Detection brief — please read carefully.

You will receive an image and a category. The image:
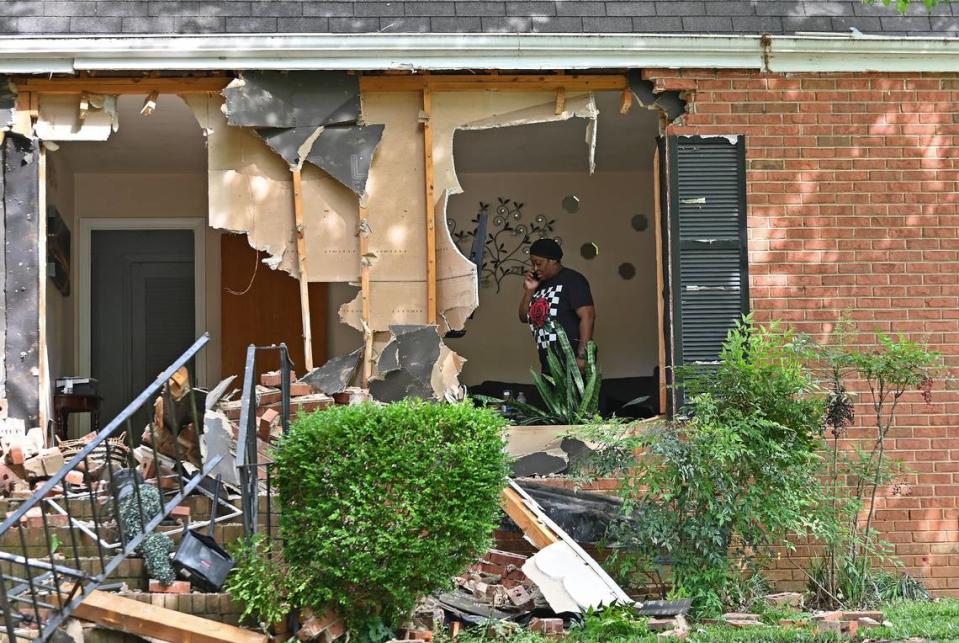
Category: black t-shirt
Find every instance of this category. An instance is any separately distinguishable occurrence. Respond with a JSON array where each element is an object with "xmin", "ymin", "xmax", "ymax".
[{"xmin": 527, "ymin": 267, "xmax": 593, "ymax": 370}]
